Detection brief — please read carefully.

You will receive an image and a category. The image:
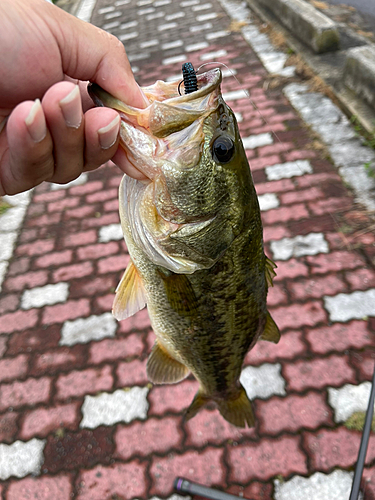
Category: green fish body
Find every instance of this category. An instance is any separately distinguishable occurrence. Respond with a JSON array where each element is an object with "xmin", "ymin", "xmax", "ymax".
[{"xmin": 89, "ymin": 68, "xmax": 280, "ymax": 427}]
